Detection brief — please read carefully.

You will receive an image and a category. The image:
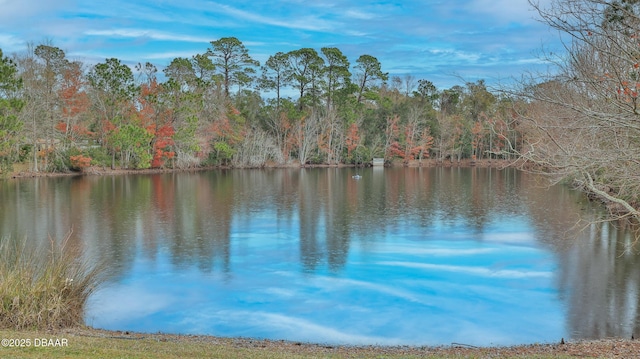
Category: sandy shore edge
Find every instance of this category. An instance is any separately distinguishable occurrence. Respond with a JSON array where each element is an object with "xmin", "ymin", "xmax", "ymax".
[{"xmin": 49, "ymin": 327, "xmax": 640, "ymax": 358}]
